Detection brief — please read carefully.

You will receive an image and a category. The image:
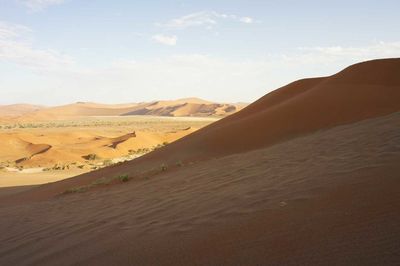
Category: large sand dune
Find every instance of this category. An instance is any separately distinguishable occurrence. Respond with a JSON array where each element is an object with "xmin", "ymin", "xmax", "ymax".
[
  {"xmin": 0, "ymin": 58, "xmax": 399, "ymax": 265},
  {"xmin": 1, "ymin": 110, "xmax": 399, "ymax": 265},
  {"xmin": 146, "ymin": 58, "xmax": 400, "ymax": 162}
]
